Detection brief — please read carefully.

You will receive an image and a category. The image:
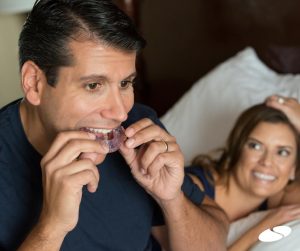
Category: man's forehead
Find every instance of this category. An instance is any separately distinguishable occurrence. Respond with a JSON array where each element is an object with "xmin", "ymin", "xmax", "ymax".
[
  {"xmin": 57, "ymin": 40, "xmax": 136, "ymax": 81},
  {"xmin": 68, "ymin": 39, "xmax": 137, "ymax": 60}
]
